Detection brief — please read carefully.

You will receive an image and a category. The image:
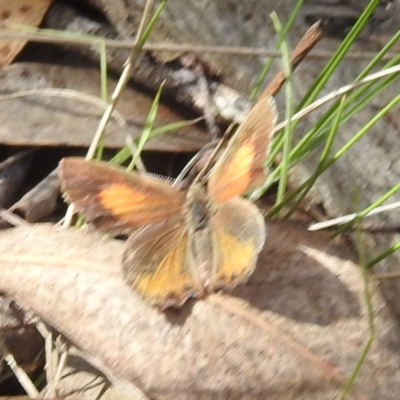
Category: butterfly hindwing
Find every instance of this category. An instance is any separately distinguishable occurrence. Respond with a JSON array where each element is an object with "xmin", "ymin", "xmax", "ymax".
[
  {"xmin": 123, "ymin": 218, "xmax": 203, "ymax": 308},
  {"xmin": 209, "ymin": 197, "xmax": 266, "ymax": 290}
]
